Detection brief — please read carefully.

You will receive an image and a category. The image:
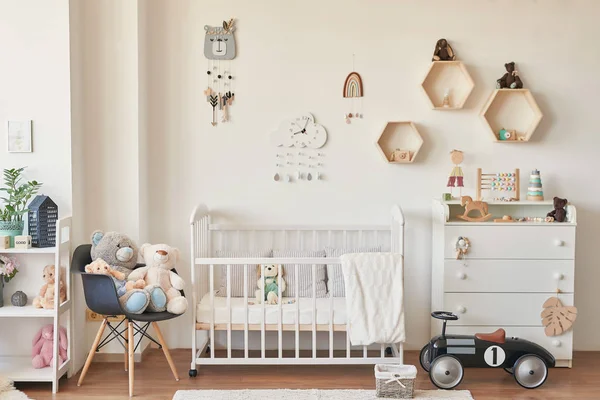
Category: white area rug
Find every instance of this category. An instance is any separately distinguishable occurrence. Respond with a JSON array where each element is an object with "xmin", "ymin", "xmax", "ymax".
[
  {"xmin": 173, "ymin": 389, "xmax": 474, "ymax": 400},
  {"xmin": 0, "ymin": 377, "xmax": 31, "ymax": 400}
]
